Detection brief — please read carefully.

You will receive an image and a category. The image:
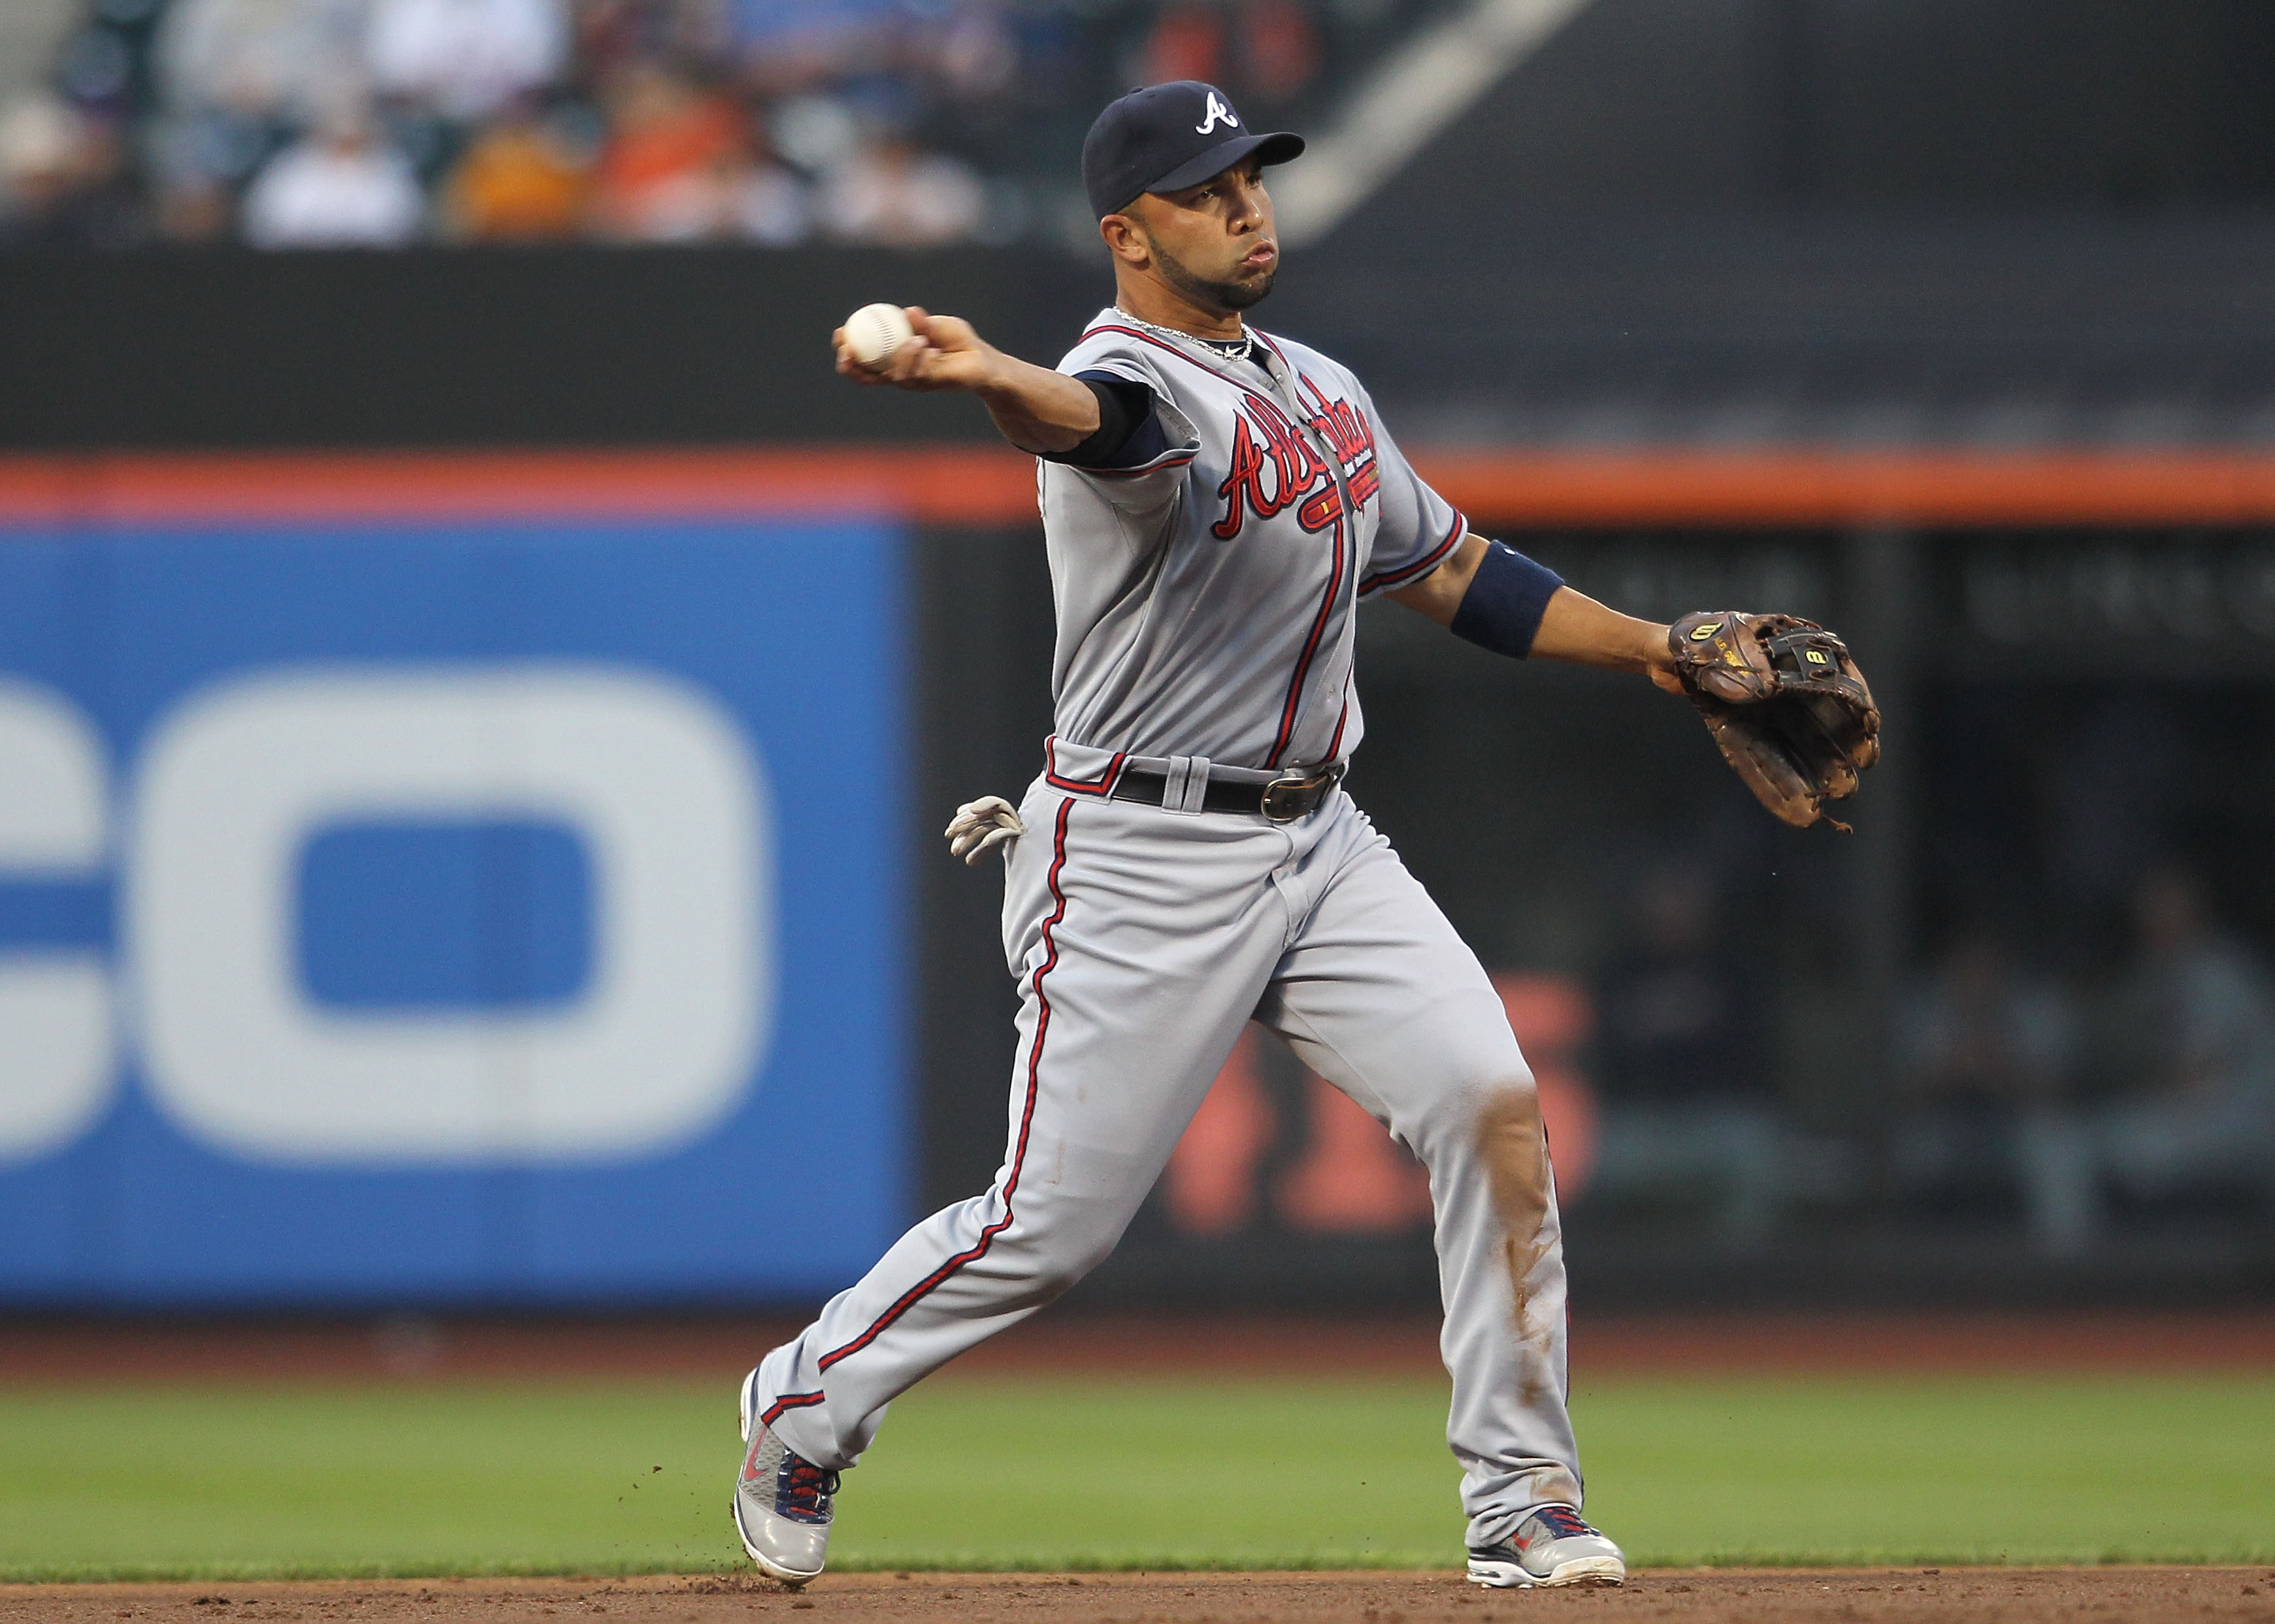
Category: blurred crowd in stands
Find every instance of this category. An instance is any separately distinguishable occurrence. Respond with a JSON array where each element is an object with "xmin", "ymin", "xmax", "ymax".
[
  {"xmin": 1888, "ymin": 866, "xmax": 2275, "ymax": 1256},
  {"xmin": 1584, "ymin": 858, "xmax": 2275, "ymax": 1258},
  {"xmin": 0, "ymin": 0, "xmax": 1431, "ymax": 250}
]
